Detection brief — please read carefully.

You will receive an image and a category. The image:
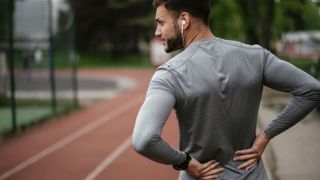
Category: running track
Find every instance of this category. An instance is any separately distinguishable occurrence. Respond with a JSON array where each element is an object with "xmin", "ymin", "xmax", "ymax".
[{"xmin": 0, "ymin": 69, "xmax": 179, "ymax": 180}]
